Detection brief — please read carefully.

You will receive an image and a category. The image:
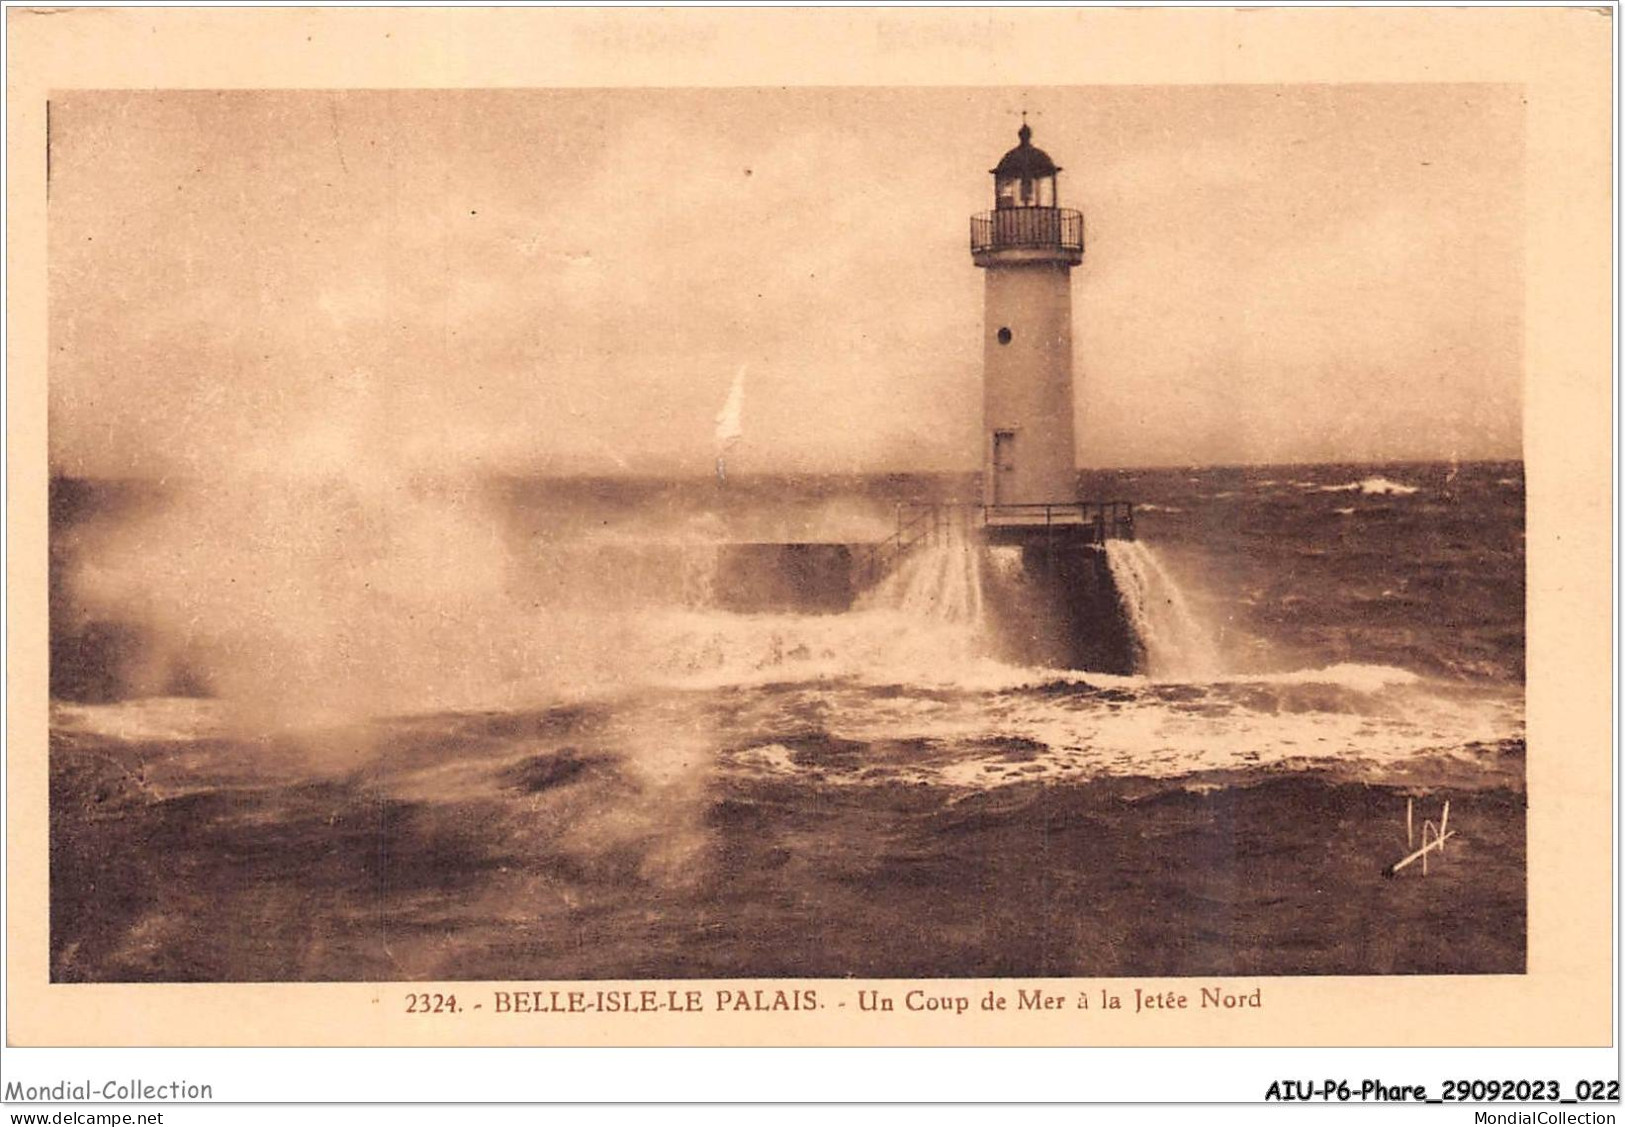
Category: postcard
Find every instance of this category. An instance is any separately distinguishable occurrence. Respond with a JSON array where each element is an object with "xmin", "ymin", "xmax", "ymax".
[{"xmin": 6, "ymin": 6, "xmax": 1612, "ymax": 1053}]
